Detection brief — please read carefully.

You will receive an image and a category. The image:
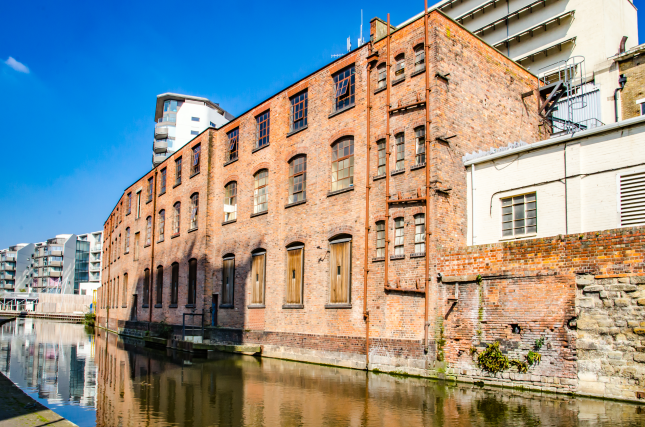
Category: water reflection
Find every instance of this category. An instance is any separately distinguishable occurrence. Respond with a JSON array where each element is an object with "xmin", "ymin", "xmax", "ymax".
[{"xmin": 3, "ymin": 319, "xmax": 645, "ymax": 427}]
